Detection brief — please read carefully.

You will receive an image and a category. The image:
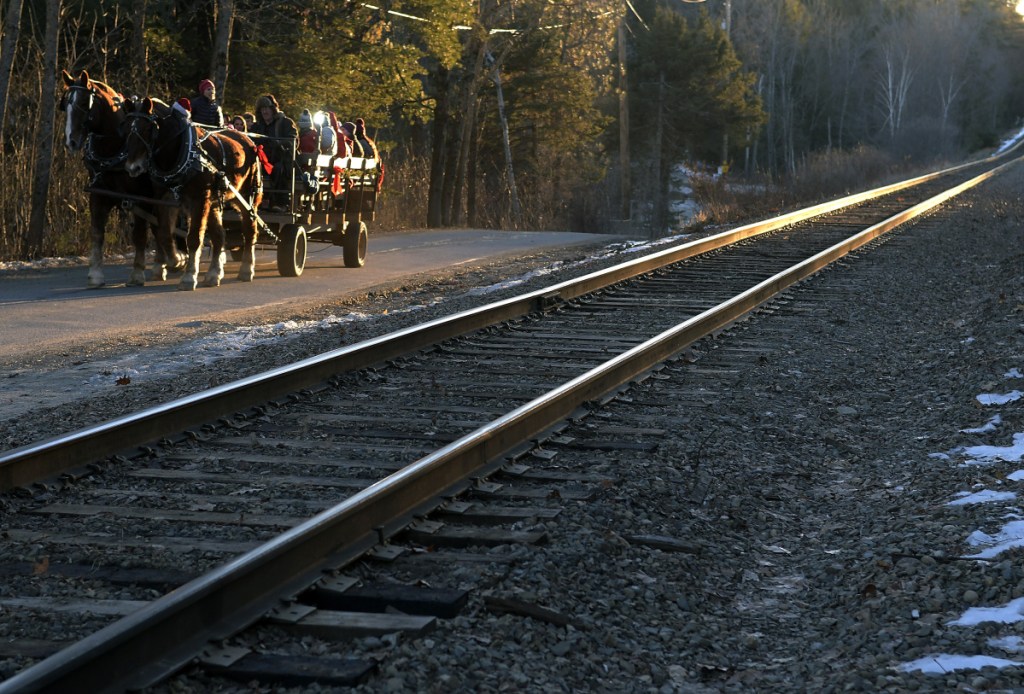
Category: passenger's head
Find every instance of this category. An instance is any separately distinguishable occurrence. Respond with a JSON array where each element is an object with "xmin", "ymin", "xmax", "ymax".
[
  {"xmin": 355, "ymin": 118, "xmax": 366, "ymax": 137},
  {"xmin": 341, "ymin": 121, "xmax": 356, "ymax": 138},
  {"xmin": 231, "ymin": 114, "xmax": 247, "ymax": 131},
  {"xmin": 297, "ymin": 109, "xmax": 313, "ymax": 131},
  {"xmin": 256, "ymin": 94, "xmax": 279, "ymax": 124},
  {"xmin": 199, "ymin": 79, "xmax": 215, "ymax": 99}
]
